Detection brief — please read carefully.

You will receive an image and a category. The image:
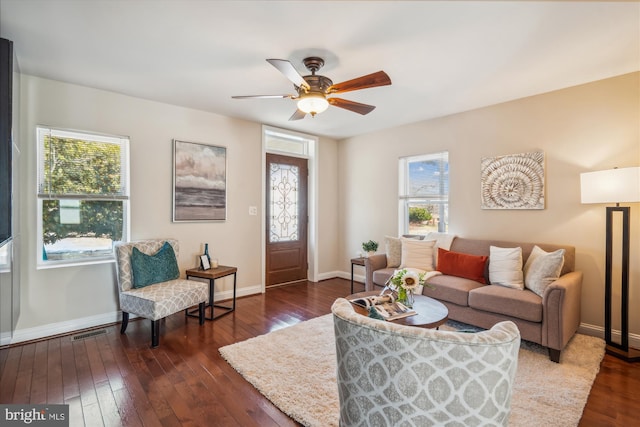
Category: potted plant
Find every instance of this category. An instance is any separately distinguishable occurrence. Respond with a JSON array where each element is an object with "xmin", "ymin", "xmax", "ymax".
[{"xmin": 361, "ymin": 240, "xmax": 379, "ymax": 257}]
